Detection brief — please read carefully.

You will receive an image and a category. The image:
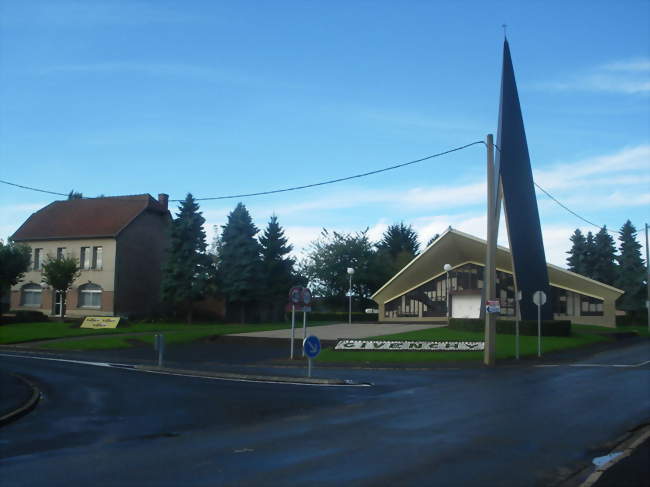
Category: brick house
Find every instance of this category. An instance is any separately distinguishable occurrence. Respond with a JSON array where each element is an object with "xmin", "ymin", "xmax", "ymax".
[{"xmin": 10, "ymin": 194, "xmax": 171, "ymax": 318}]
